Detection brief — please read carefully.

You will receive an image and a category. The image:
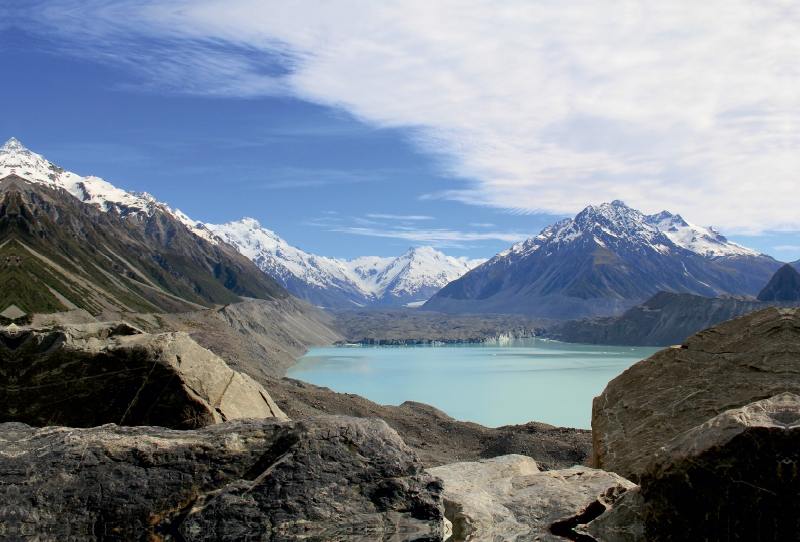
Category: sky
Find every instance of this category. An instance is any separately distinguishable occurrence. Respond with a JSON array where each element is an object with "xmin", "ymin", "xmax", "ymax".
[{"xmin": 2, "ymin": 0, "xmax": 800, "ymax": 261}]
